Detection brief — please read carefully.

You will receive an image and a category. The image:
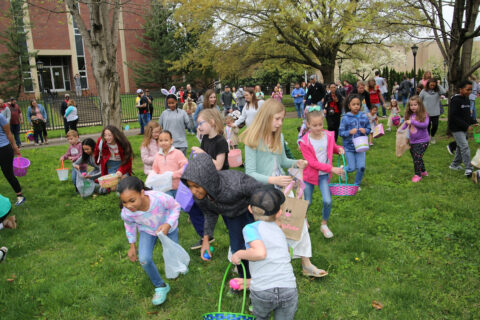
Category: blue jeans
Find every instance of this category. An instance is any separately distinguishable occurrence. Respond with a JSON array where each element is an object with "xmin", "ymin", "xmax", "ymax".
[
  {"xmin": 10, "ymin": 124, "xmax": 21, "ymax": 147},
  {"xmin": 138, "ymin": 113, "xmax": 149, "ymax": 134},
  {"xmin": 250, "ymin": 287, "xmax": 298, "ymax": 320},
  {"xmin": 381, "ymin": 93, "xmax": 388, "ymax": 116},
  {"xmin": 401, "ymin": 94, "xmax": 409, "ymax": 109},
  {"xmin": 294, "ymin": 102, "xmax": 304, "ymax": 118},
  {"xmin": 165, "ymin": 189, "xmax": 177, "ymax": 198},
  {"xmin": 471, "ymin": 99, "xmax": 477, "ymax": 121},
  {"xmin": 138, "ymin": 228, "xmax": 179, "ymax": 288},
  {"xmin": 106, "ymin": 160, "xmax": 122, "ymax": 174},
  {"xmin": 304, "ymin": 175, "xmax": 332, "ymax": 221},
  {"xmin": 224, "ymin": 210, "xmax": 254, "ymax": 279},
  {"xmin": 345, "ymin": 151, "xmax": 366, "ymax": 186}
]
